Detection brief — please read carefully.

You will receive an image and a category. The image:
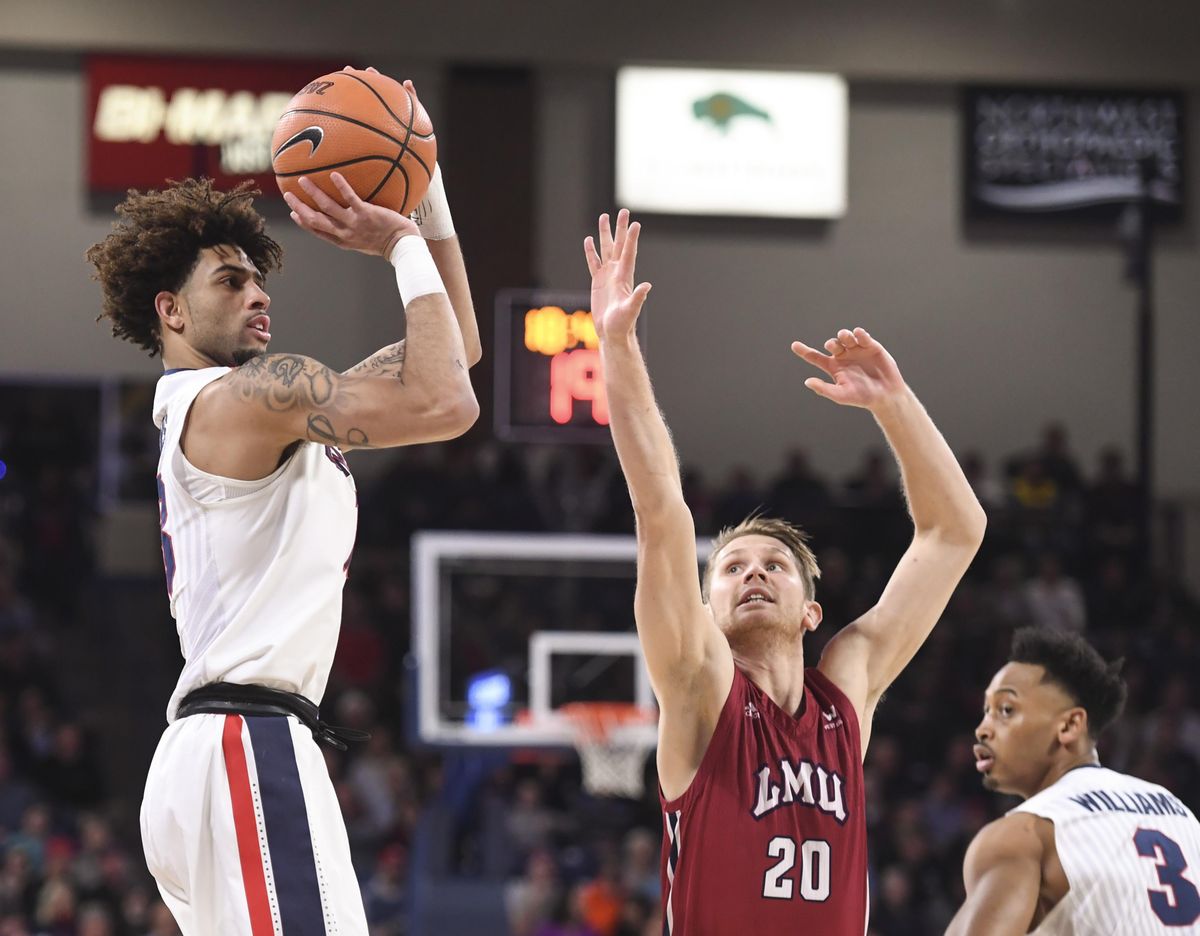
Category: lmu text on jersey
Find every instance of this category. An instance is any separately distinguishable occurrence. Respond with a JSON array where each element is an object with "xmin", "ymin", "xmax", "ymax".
[{"xmin": 751, "ymin": 759, "xmax": 848, "ymax": 824}]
